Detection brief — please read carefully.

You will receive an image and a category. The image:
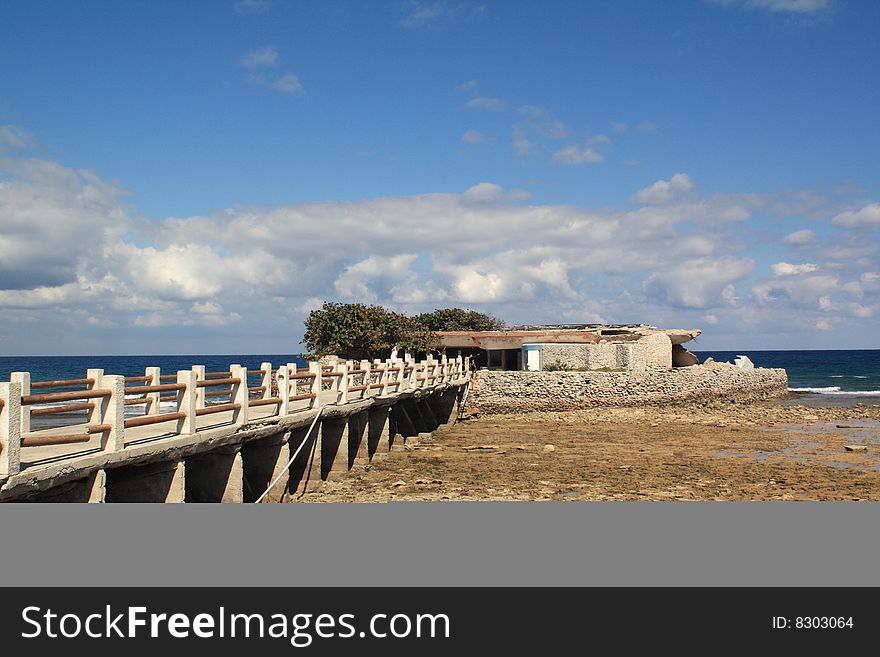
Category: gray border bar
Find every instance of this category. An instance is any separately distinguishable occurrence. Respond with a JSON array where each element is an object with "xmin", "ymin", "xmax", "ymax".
[{"xmin": 2, "ymin": 503, "xmax": 878, "ymax": 587}]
